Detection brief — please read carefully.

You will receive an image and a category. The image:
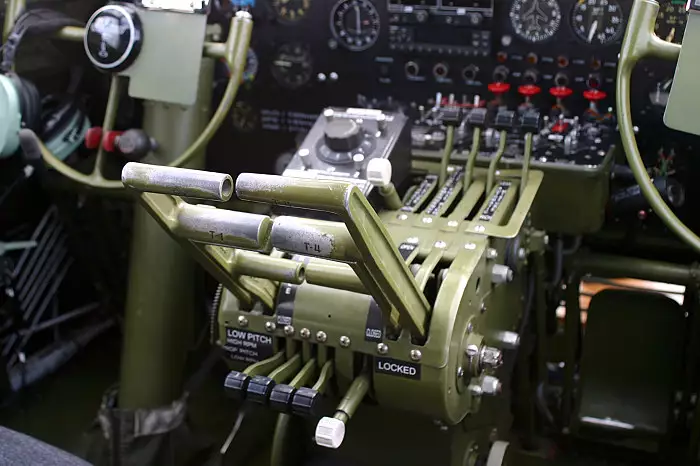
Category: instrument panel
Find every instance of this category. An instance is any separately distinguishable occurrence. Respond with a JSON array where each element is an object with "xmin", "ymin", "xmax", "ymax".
[{"xmin": 209, "ymin": 0, "xmax": 690, "ymax": 176}]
